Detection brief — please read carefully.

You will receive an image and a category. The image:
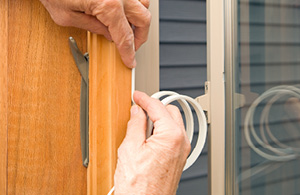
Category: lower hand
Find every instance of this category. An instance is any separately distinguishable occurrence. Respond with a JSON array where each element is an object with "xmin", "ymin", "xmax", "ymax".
[{"xmin": 114, "ymin": 91, "xmax": 191, "ymax": 194}]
